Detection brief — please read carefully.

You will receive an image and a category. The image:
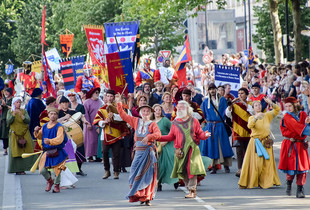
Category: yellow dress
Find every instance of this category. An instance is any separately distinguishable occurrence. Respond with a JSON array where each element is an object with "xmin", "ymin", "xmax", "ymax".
[{"xmin": 238, "ymin": 104, "xmax": 281, "ymax": 189}]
